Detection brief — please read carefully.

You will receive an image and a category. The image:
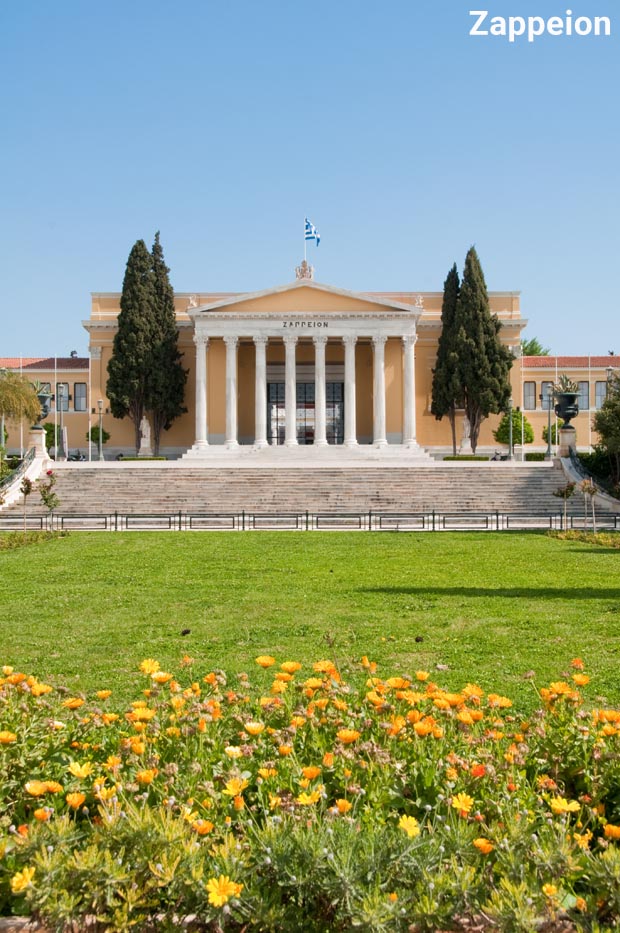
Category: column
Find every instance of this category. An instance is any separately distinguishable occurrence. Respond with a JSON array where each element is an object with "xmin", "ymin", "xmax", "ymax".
[
  {"xmin": 313, "ymin": 335, "xmax": 328, "ymax": 447},
  {"xmin": 193, "ymin": 334, "xmax": 209, "ymax": 449},
  {"xmin": 402, "ymin": 334, "xmax": 418, "ymax": 447},
  {"xmin": 254, "ymin": 336, "xmax": 268, "ymax": 448},
  {"xmin": 343, "ymin": 335, "xmax": 358, "ymax": 447},
  {"xmin": 224, "ymin": 336, "xmax": 239, "ymax": 448},
  {"xmin": 372, "ymin": 335, "xmax": 387, "ymax": 447},
  {"xmin": 284, "ymin": 335, "xmax": 298, "ymax": 447}
]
